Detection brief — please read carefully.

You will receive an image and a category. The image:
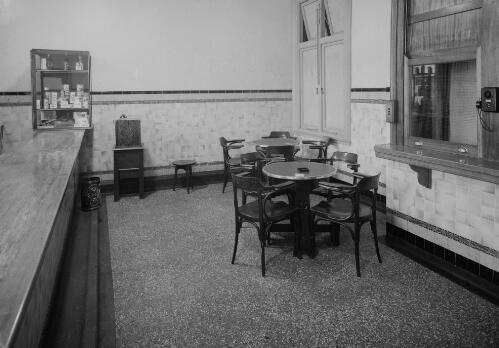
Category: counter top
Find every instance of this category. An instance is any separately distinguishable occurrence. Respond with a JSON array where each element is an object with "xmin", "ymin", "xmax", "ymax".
[
  {"xmin": 374, "ymin": 144, "xmax": 499, "ymax": 185},
  {"xmin": 0, "ymin": 130, "xmax": 84, "ymax": 347}
]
